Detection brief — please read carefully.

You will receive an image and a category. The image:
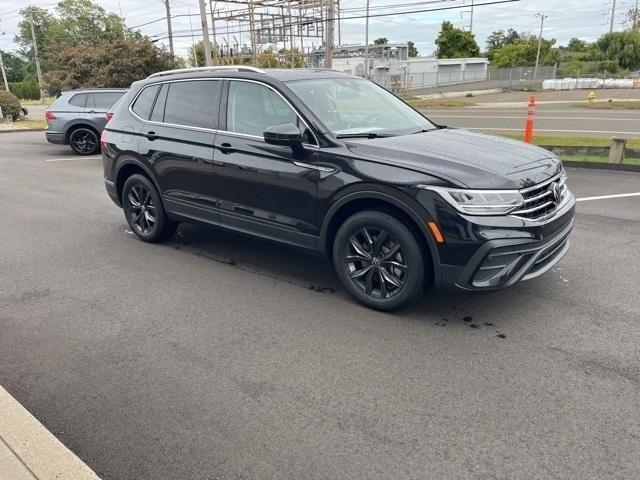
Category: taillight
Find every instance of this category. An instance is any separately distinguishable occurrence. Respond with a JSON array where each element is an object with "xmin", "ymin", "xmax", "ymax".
[
  {"xmin": 44, "ymin": 110, "xmax": 56, "ymax": 121},
  {"xmin": 105, "ymin": 112, "xmax": 114, "ymax": 122},
  {"xmin": 100, "ymin": 130, "xmax": 108, "ymax": 147}
]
